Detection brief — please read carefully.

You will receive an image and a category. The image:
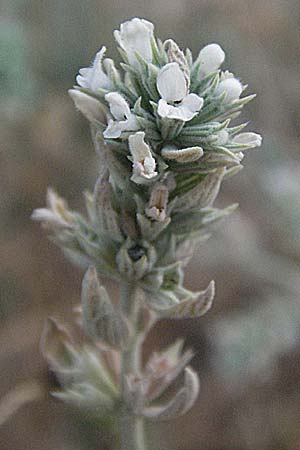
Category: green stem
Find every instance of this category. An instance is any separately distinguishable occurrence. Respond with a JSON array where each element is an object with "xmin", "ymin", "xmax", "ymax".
[
  {"xmin": 119, "ymin": 281, "xmax": 147, "ymax": 450},
  {"xmin": 120, "ymin": 406, "xmax": 146, "ymax": 450}
]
